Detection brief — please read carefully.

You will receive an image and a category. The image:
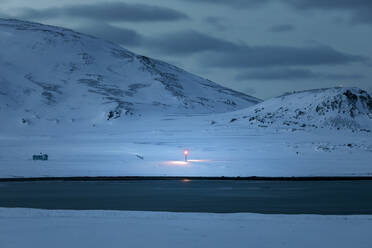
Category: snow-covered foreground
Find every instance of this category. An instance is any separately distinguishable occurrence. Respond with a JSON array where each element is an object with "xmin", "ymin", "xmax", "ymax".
[
  {"xmin": 1, "ymin": 114, "xmax": 371, "ymax": 178},
  {"xmin": 0, "ymin": 208, "xmax": 371, "ymax": 248}
]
